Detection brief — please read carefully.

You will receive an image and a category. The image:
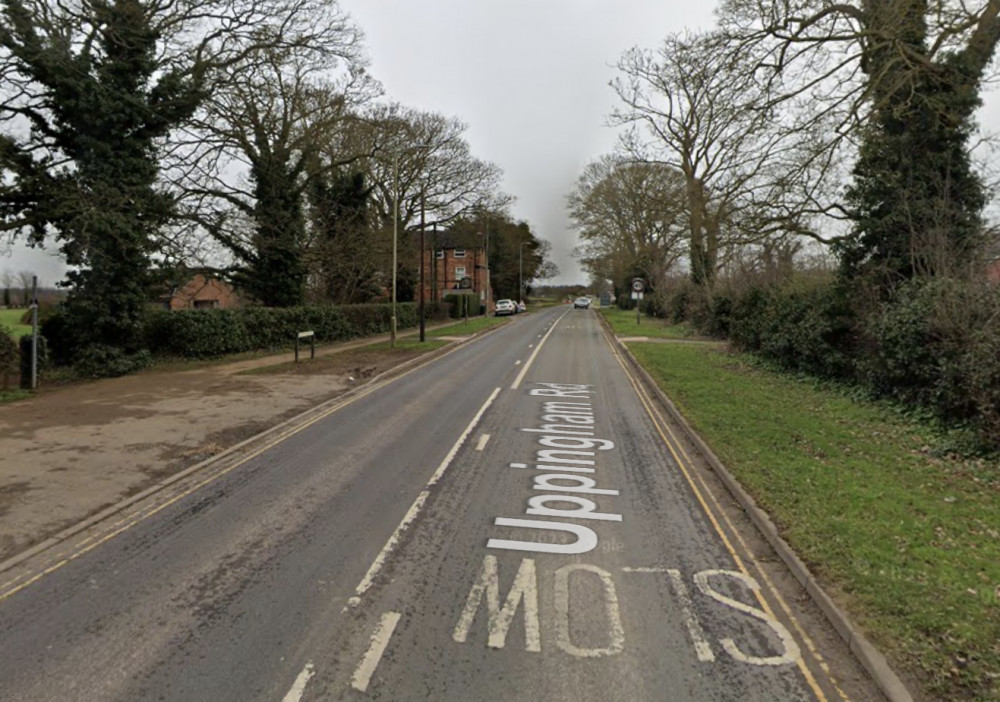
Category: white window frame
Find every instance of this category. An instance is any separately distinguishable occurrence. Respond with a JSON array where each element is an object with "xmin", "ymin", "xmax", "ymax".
[
  {"xmin": 435, "ymin": 250, "xmax": 444, "ymax": 259},
  {"xmin": 454, "ymin": 266, "xmax": 467, "ymax": 278},
  {"xmin": 453, "ymin": 248, "xmax": 466, "ymax": 258}
]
